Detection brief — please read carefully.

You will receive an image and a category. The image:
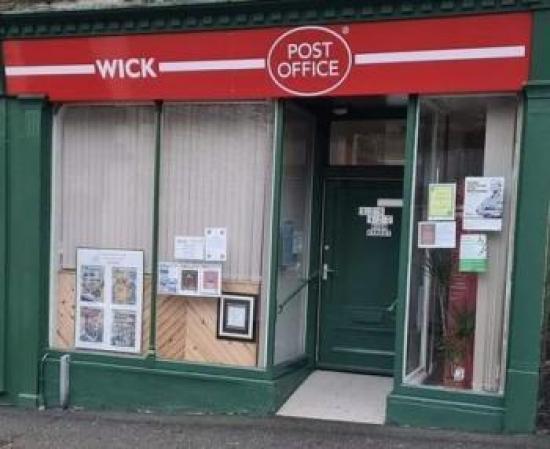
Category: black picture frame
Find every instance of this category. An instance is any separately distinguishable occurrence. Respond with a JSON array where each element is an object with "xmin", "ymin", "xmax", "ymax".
[{"xmin": 217, "ymin": 295, "xmax": 256, "ymax": 342}]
